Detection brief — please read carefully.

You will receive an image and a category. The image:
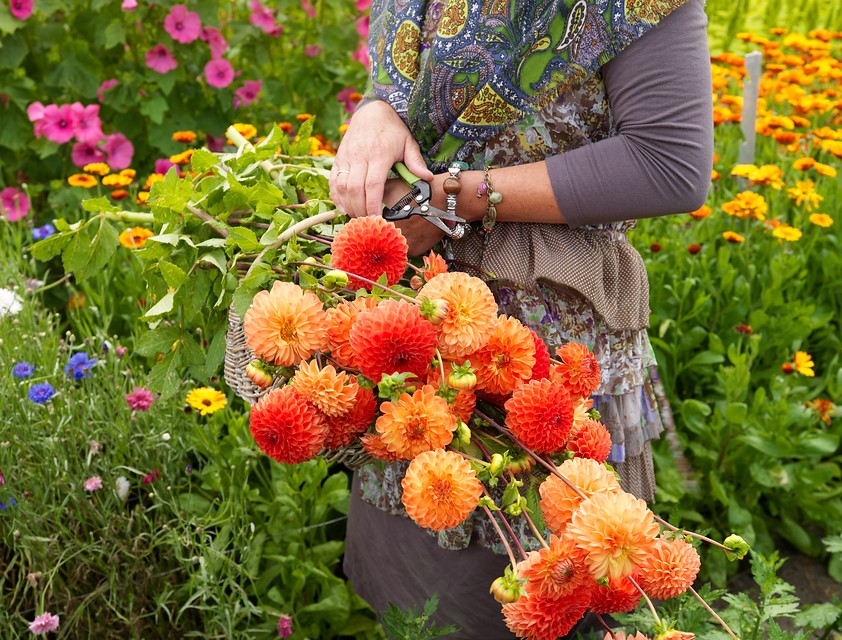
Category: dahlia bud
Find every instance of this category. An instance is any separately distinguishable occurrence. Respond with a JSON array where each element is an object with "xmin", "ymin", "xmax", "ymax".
[
  {"xmin": 588, "ymin": 408, "xmax": 602, "ymax": 421},
  {"xmin": 489, "ymin": 453, "xmax": 506, "ymax": 476},
  {"xmin": 723, "ymin": 533, "xmax": 751, "ymax": 561},
  {"xmin": 245, "ymin": 360, "xmax": 274, "ymax": 389},
  {"xmin": 504, "ymin": 497, "xmax": 525, "ymax": 516},
  {"xmin": 409, "ymin": 275, "xmax": 424, "ymax": 291},
  {"xmin": 447, "ymin": 361, "xmax": 476, "ymax": 390},
  {"xmin": 455, "ymin": 420, "xmax": 472, "ymax": 445},
  {"xmin": 489, "ymin": 575, "xmax": 521, "ymax": 604},
  {"xmin": 506, "ymin": 450, "xmax": 534, "ymax": 475},
  {"xmin": 300, "ymin": 256, "xmax": 318, "ymax": 271},
  {"xmin": 323, "ymin": 269, "xmax": 349, "ymax": 289},
  {"xmin": 419, "ymin": 297, "xmax": 449, "ymax": 325}
]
